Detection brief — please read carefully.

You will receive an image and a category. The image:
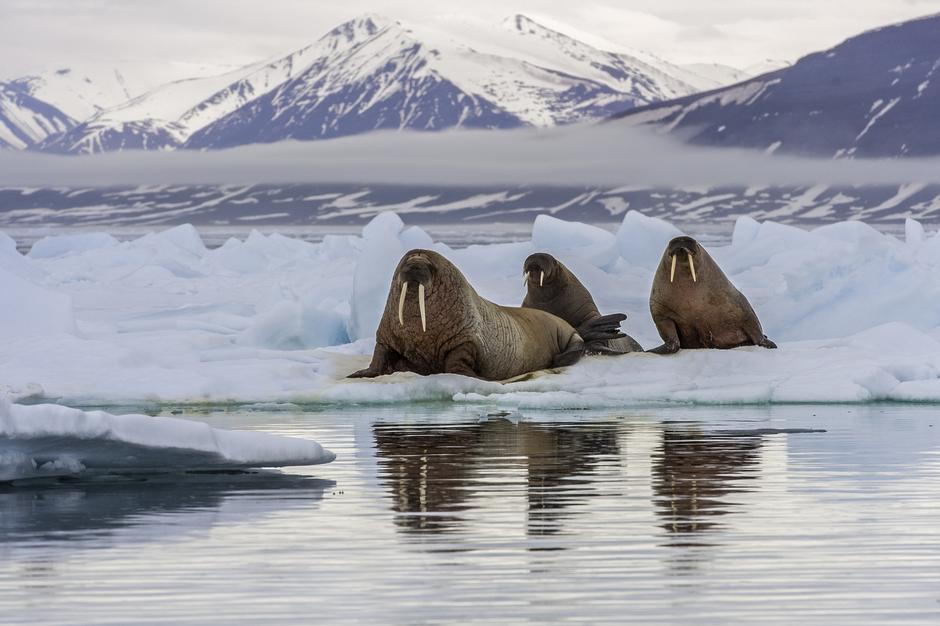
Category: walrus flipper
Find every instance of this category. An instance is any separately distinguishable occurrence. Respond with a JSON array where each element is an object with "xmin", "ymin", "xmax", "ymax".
[
  {"xmin": 608, "ymin": 335, "xmax": 644, "ymax": 353},
  {"xmin": 348, "ymin": 343, "xmax": 399, "ymax": 378},
  {"xmin": 758, "ymin": 336, "xmax": 777, "ymax": 349},
  {"xmin": 443, "ymin": 344, "xmax": 480, "ymax": 378},
  {"xmin": 553, "ymin": 335, "xmax": 586, "ymax": 368},
  {"xmin": 742, "ymin": 324, "xmax": 778, "ymax": 350},
  {"xmin": 648, "ymin": 318, "xmax": 681, "ymax": 355},
  {"xmin": 578, "ymin": 314, "xmax": 627, "ymax": 340},
  {"xmin": 578, "ymin": 313, "xmax": 628, "ymax": 354}
]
